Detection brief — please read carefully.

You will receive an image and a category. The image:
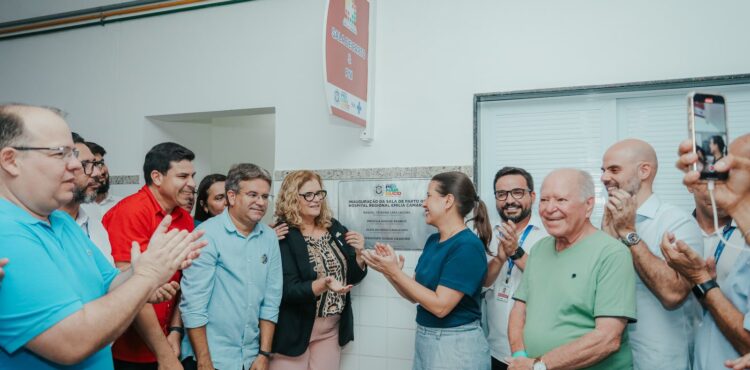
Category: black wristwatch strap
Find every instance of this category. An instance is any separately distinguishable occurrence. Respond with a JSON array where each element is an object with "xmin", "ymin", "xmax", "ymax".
[
  {"xmin": 509, "ymin": 247, "xmax": 526, "ymax": 261},
  {"xmin": 692, "ymin": 279, "xmax": 719, "ymax": 300},
  {"xmin": 258, "ymin": 350, "xmax": 272, "ymax": 359},
  {"xmin": 168, "ymin": 326, "xmax": 184, "ymax": 337}
]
